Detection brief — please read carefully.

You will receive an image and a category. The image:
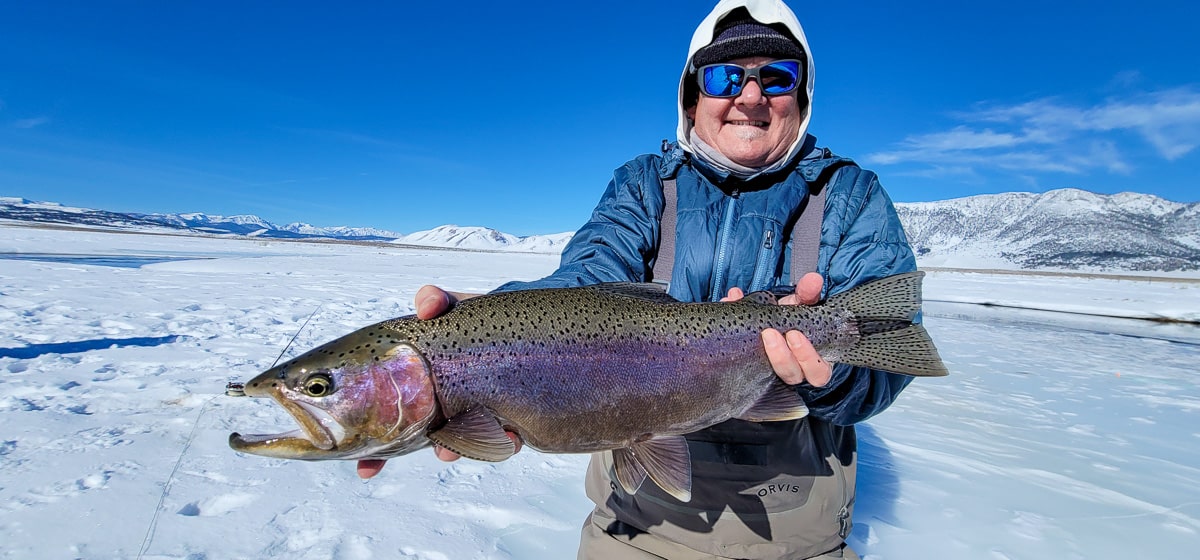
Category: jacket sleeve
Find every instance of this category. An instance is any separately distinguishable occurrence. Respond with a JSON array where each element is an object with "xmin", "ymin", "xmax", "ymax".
[
  {"xmin": 797, "ymin": 167, "xmax": 918, "ymax": 426},
  {"xmin": 493, "ymin": 158, "xmax": 662, "ymax": 293}
]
